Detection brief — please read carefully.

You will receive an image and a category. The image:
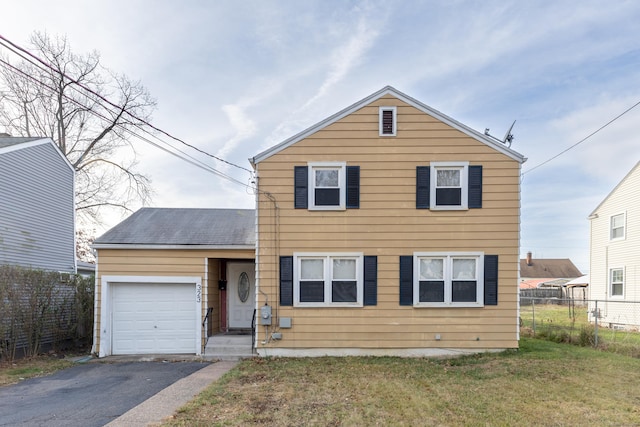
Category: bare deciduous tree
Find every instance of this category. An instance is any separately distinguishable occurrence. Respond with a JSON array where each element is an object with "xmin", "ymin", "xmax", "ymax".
[{"xmin": 0, "ymin": 31, "xmax": 156, "ymax": 225}]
